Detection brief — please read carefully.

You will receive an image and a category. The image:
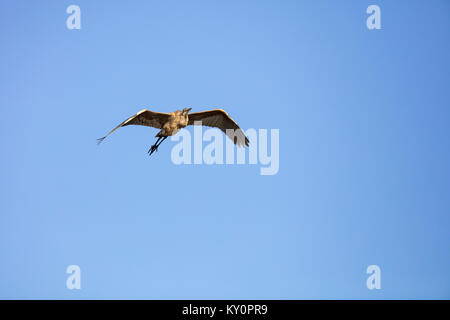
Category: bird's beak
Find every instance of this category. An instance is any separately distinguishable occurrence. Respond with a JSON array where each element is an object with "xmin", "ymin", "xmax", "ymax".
[{"xmin": 186, "ymin": 108, "xmax": 192, "ymax": 112}]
